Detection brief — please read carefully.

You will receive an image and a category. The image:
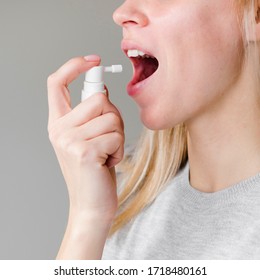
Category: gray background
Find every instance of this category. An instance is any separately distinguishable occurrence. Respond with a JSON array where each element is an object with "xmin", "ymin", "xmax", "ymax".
[{"xmin": 0, "ymin": 0, "xmax": 142, "ymax": 259}]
